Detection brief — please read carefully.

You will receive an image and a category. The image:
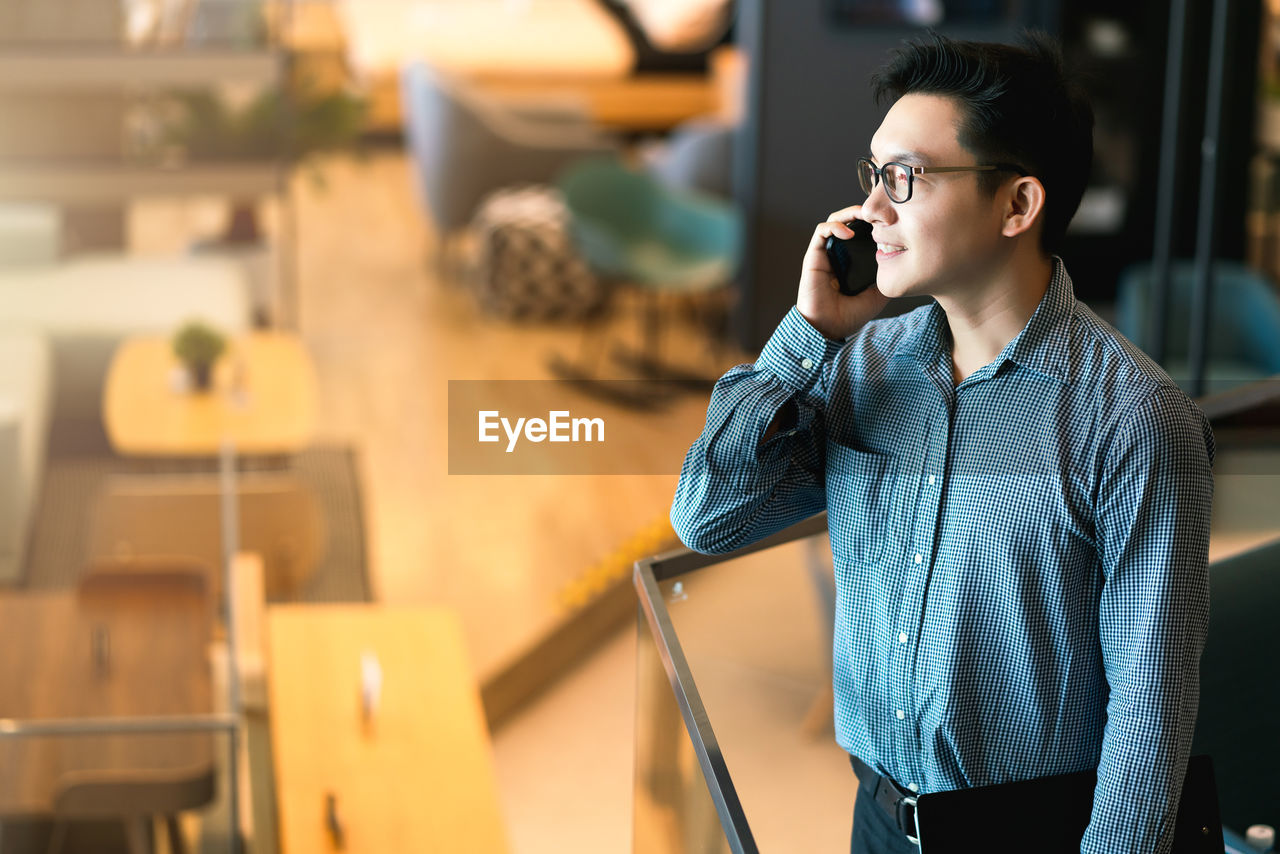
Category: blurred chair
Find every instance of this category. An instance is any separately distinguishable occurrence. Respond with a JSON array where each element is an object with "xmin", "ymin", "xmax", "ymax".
[
  {"xmin": 80, "ymin": 554, "xmax": 216, "ymax": 623},
  {"xmin": 57, "ymin": 556, "xmax": 216, "ymax": 854},
  {"xmin": 80, "ymin": 554, "xmax": 211, "ymax": 593},
  {"xmin": 1115, "ymin": 261, "xmax": 1280, "ymax": 395},
  {"xmin": 550, "ymin": 155, "xmax": 742, "ymax": 401},
  {"xmin": 641, "ymin": 116, "xmax": 735, "ymax": 199},
  {"xmin": 88, "ymin": 472, "xmax": 325, "ymax": 602},
  {"xmin": 399, "ymin": 61, "xmax": 618, "ymax": 264},
  {"xmin": 47, "ymin": 764, "xmax": 216, "ymax": 854},
  {"xmin": 1192, "ymin": 536, "xmax": 1280, "ymax": 835}
]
